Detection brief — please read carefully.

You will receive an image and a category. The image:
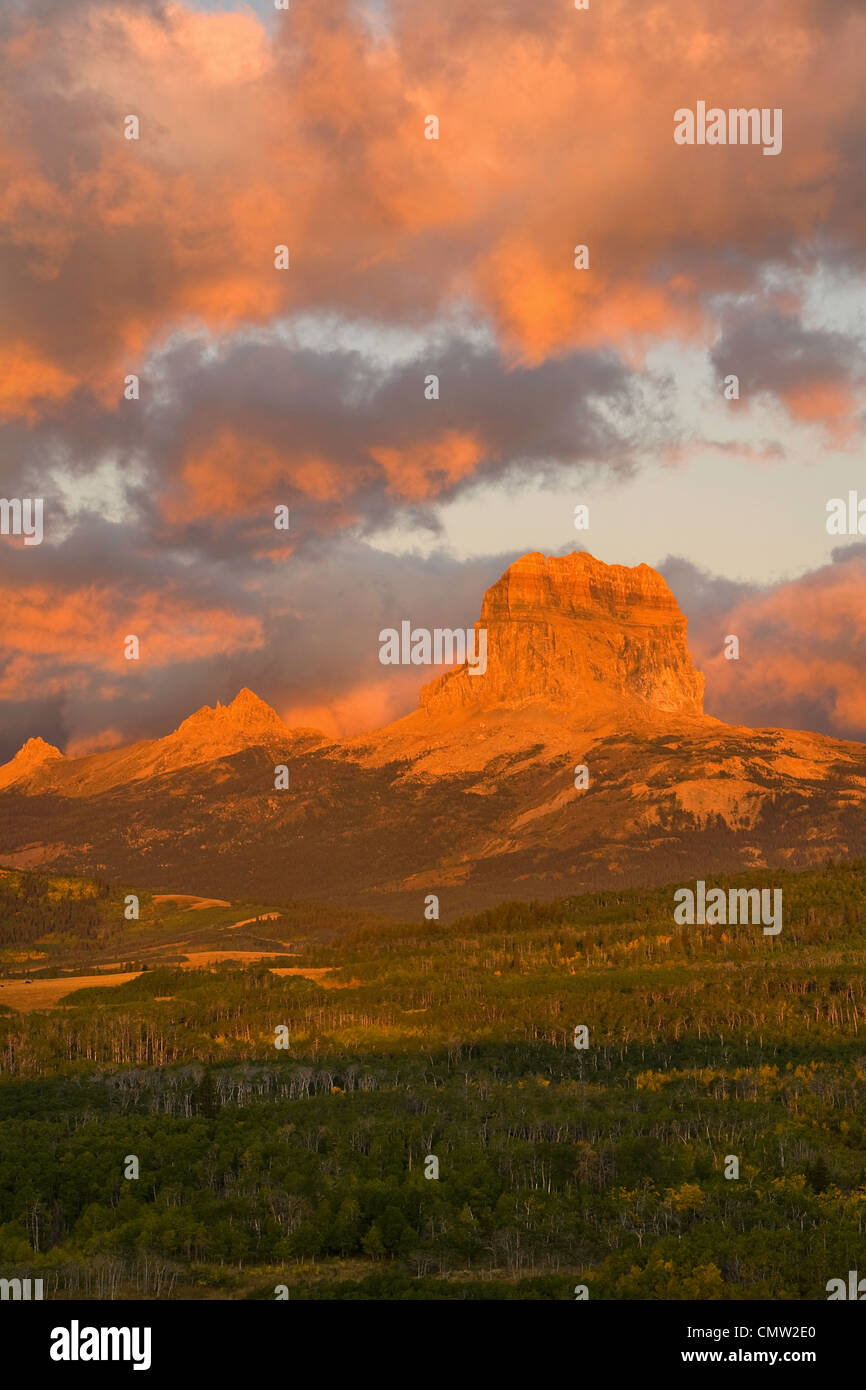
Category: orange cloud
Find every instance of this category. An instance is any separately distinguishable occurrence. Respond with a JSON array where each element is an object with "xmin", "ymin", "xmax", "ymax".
[
  {"xmin": 281, "ymin": 669, "xmax": 429, "ymax": 739},
  {"xmin": 0, "ymin": 581, "xmax": 263, "ymax": 697},
  {"xmin": 65, "ymin": 728, "xmax": 126, "ymax": 758},
  {"xmin": 370, "ymin": 430, "xmax": 486, "ymax": 501},
  {"xmin": 779, "ymin": 382, "xmax": 859, "ymax": 445},
  {"xmin": 2, "ymin": 0, "xmax": 866, "ymax": 428},
  {"xmin": 161, "ymin": 429, "xmax": 349, "ymax": 522},
  {"xmin": 698, "ymin": 552, "xmax": 866, "ymax": 738},
  {"xmin": 0, "ymin": 345, "xmax": 77, "ymax": 422}
]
